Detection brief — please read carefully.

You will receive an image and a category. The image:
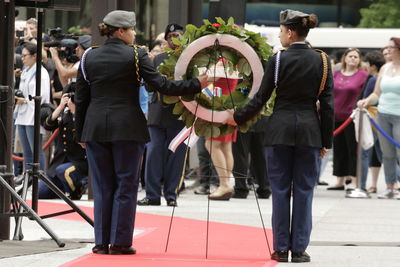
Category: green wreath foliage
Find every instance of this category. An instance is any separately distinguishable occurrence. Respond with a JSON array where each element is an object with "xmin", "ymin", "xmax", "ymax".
[{"xmin": 158, "ymin": 17, "xmax": 272, "ymax": 138}]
